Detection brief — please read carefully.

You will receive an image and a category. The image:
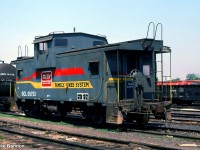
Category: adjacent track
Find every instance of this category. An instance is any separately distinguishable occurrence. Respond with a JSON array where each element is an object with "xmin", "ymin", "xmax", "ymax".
[{"xmin": 0, "ymin": 120, "xmax": 180, "ymax": 150}]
